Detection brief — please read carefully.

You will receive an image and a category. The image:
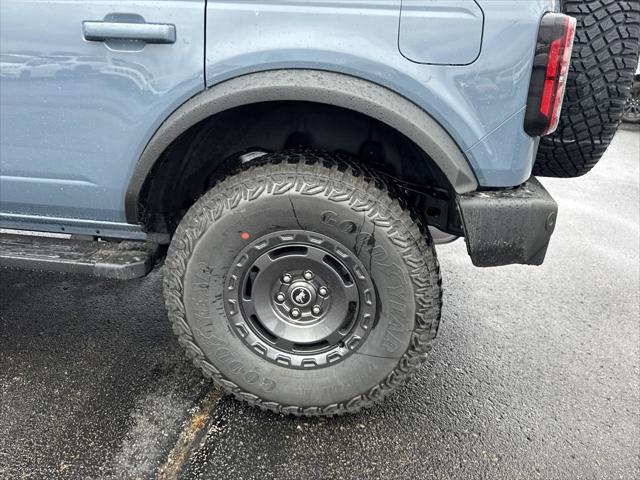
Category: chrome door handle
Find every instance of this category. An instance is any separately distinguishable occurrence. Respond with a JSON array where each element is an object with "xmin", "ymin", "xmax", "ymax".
[{"xmin": 82, "ymin": 21, "xmax": 176, "ymax": 44}]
